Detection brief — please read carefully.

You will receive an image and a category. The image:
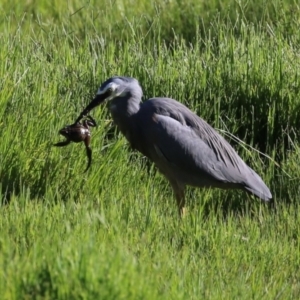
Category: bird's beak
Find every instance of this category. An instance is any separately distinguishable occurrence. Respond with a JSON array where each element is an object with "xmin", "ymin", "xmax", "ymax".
[{"xmin": 75, "ymin": 91, "xmax": 110, "ymax": 123}]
